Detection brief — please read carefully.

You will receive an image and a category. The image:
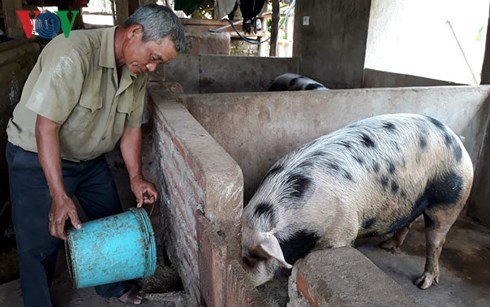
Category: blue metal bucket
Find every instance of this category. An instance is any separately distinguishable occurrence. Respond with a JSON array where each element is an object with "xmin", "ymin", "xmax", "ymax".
[{"xmin": 65, "ymin": 208, "xmax": 156, "ymax": 288}]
